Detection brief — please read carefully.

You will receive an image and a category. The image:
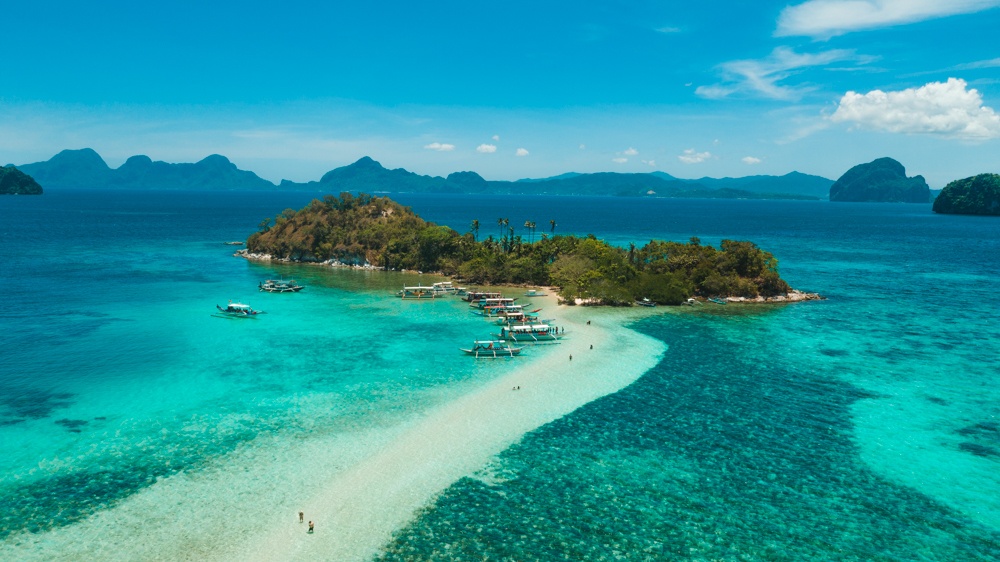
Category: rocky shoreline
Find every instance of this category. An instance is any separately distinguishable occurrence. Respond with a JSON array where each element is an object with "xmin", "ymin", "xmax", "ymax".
[{"xmin": 237, "ymin": 249, "xmax": 822, "ymax": 305}]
